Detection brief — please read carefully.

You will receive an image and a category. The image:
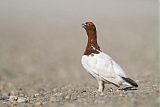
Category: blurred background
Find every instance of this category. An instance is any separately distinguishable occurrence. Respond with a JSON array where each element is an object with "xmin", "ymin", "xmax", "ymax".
[{"xmin": 0, "ymin": 0, "xmax": 158, "ymax": 86}]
